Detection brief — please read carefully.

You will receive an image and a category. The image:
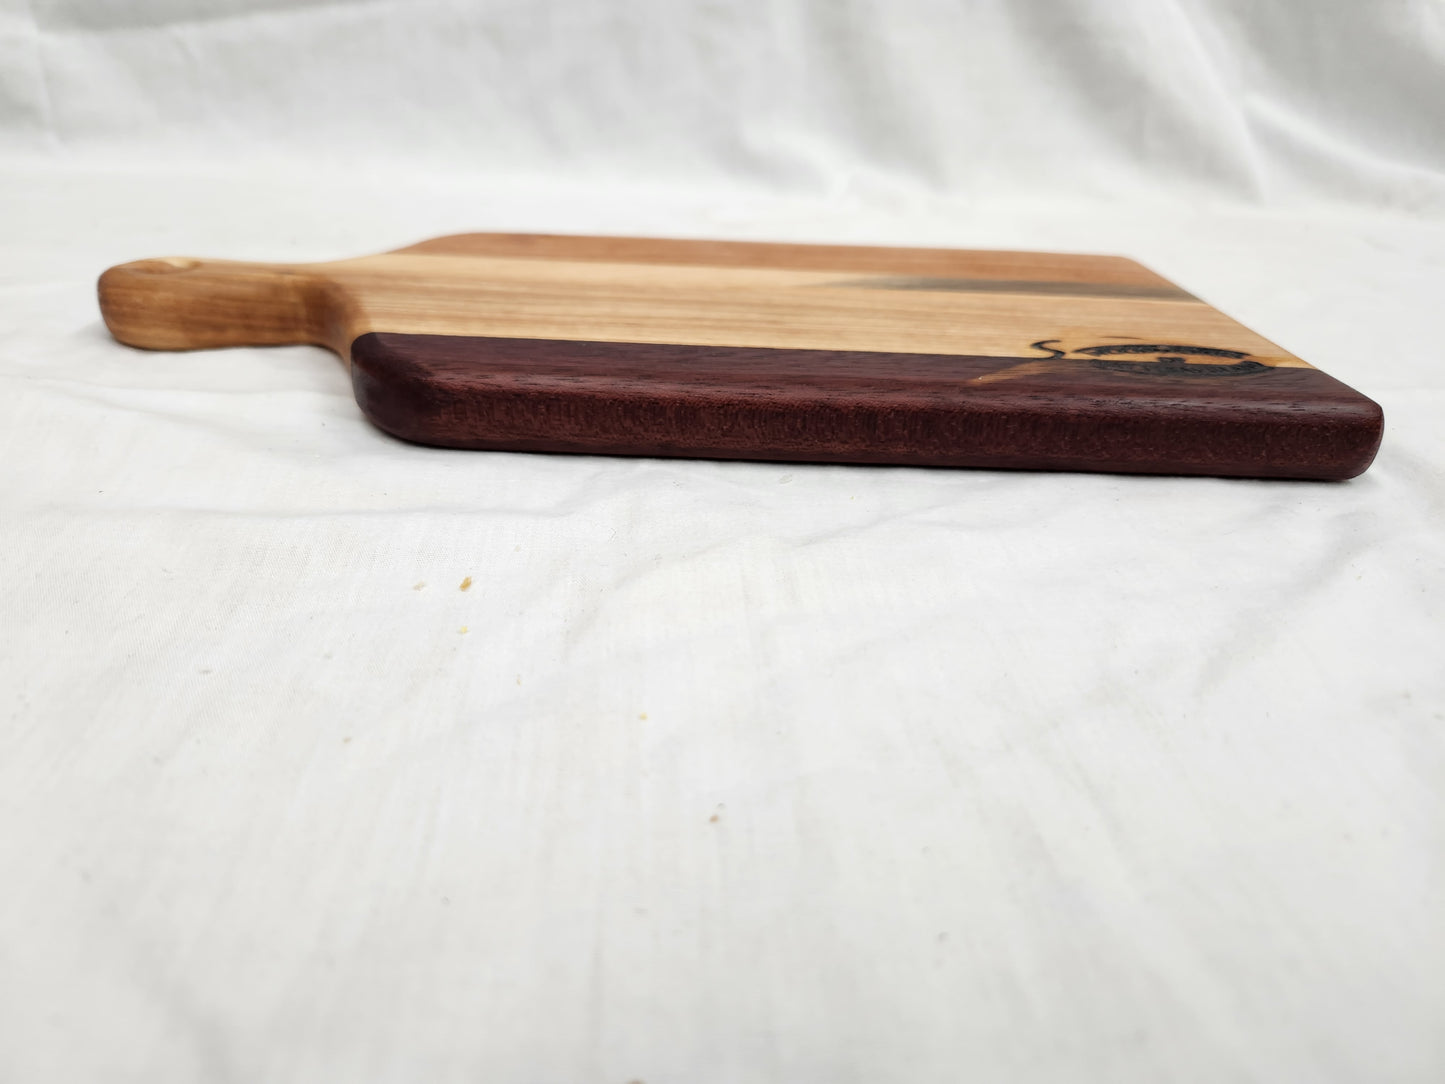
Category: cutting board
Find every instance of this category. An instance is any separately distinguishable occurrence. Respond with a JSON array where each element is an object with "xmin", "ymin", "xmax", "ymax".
[{"xmin": 98, "ymin": 233, "xmax": 1383, "ymax": 479}]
